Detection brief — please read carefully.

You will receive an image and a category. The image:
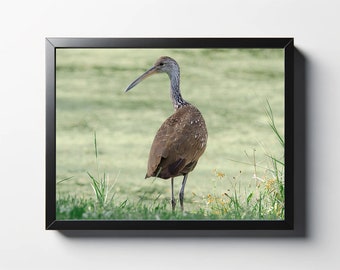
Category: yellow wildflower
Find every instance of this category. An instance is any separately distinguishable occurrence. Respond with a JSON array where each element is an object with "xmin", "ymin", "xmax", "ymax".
[{"xmin": 265, "ymin": 178, "xmax": 276, "ymax": 191}]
